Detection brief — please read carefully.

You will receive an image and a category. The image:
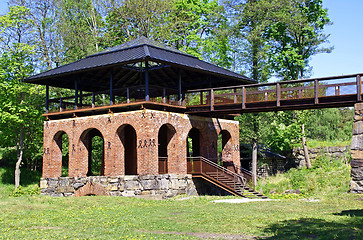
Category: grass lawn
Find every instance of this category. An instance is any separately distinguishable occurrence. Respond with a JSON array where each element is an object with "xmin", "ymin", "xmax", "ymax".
[{"xmin": 0, "ymin": 182, "xmax": 362, "ymax": 240}]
